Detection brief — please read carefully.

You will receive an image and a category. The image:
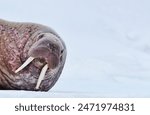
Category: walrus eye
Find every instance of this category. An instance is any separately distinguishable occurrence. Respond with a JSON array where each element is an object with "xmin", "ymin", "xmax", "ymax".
[
  {"xmin": 61, "ymin": 50, "xmax": 64, "ymax": 54},
  {"xmin": 38, "ymin": 34, "xmax": 44, "ymax": 39}
]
